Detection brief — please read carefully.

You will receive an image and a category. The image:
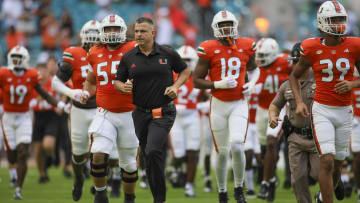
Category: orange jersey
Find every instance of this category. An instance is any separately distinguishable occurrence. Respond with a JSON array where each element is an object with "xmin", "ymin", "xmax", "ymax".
[
  {"xmin": 62, "ymin": 46, "xmax": 90, "ymax": 89},
  {"xmin": 257, "ymin": 54, "xmax": 292, "ymax": 109},
  {"xmin": 175, "ymin": 75, "xmax": 200, "ymax": 109},
  {"xmin": 197, "ymin": 38, "xmax": 256, "ymax": 101},
  {"xmin": 352, "ymin": 88, "xmax": 360, "ymax": 117},
  {"xmin": 249, "ymin": 94, "xmax": 258, "ymax": 123},
  {"xmin": 300, "ymin": 37, "xmax": 360, "ymax": 106},
  {"xmin": 87, "ymin": 42, "xmax": 137, "ymax": 113},
  {"xmin": 33, "ymin": 77, "xmax": 59, "ymax": 111},
  {"xmin": 0, "ymin": 68, "xmax": 41, "ymax": 112}
]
